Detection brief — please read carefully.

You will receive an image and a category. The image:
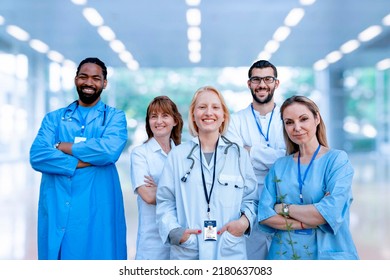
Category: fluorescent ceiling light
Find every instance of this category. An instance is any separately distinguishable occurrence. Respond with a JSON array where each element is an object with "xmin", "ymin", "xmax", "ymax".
[
  {"xmin": 119, "ymin": 51, "xmax": 133, "ymax": 63},
  {"xmin": 187, "ymin": 8, "xmax": 201, "ymax": 26},
  {"xmin": 340, "ymin": 39, "xmax": 360, "ymax": 54},
  {"xmin": 299, "ymin": 0, "xmax": 316, "ymax": 6},
  {"xmin": 29, "ymin": 39, "xmax": 49, "ymax": 53},
  {"xmin": 63, "ymin": 59, "xmax": 76, "ymax": 69},
  {"xmin": 186, "ymin": 0, "xmax": 201, "ymax": 6},
  {"xmin": 127, "ymin": 60, "xmax": 139, "ymax": 71},
  {"xmin": 187, "ymin": 26, "xmax": 201, "ymax": 40},
  {"xmin": 189, "ymin": 51, "xmax": 201, "ymax": 63},
  {"xmin": 98, "ymin": 25, "xmax": 116, "ymax": 41},
  {"xmin": 382, "ymin": 13, "xmax": 390, "ymax": 26},
  {"xmin": 0, "ymin": 15, "xmax": 5, "ymax": 25},
  {"xmin": 47, "ymin": 50, "xmax": 64, "ymax": 63},
  {"xmin": 273, "ymin": 26, "xmax": 291, "ymax": 42},
  {"xmin": 6, "ymin": 25, "xmax": 30, "ymax": 41},
  {"xmin": 313, "ymin": 59, "xmax": 328, "ymax": 71},
  {"xmin": 264, "ymin": 40, "xmax": 280, "ymax": 54},
  {"xmin": 109, "ymin": 40, "xmax": 125, "ymax": 53},
  {"xmin": 257, "ymin": 51, "xmax": 271, "ymax": 61},
  {"xmin": 188, "ymin": 40, "xmax": 201, "ymax": 52},
  {"xmin": 300, "ymin": 0, "xmax": 316, "ymax": 5},
  {"xmin": 325, "ymin": 50, "xmax": 343, "ymax": 63},
  {"xmin": 376, "ymin": 58, "xmax": 390, "ymax": 70},
  {"xmin": 358, "ymin": 25, "xmax": 382, "ymax": 42},
  {"xmin": 284, "ymin": 8, "xmax": 305, "ymax": 27},
  {"xmin": 83, "ymin": 8, "xmax": 104, "ymax": 26},
  {"xmin": 71, "ymin": 0, "xmax": 87, "ymax": 5}
]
